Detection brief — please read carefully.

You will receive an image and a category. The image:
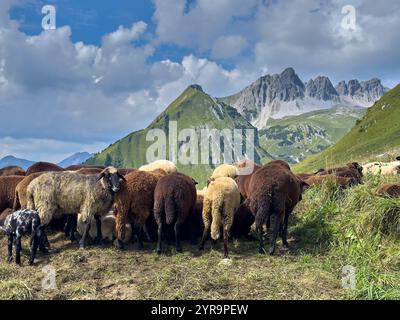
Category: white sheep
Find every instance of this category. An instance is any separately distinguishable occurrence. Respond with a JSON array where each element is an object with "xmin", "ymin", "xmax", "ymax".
[
  {"xmin": 199, "ymin": 177, "xmax": 241, "ymax": 258},
  {"xmin": 77, "ymin": 213, "xmax": 132, "ymax": 243},
  {"xmin": 26, "ymin": 167, "xmax": 126, "ymax": 248},
  {"xmin": 364, "ymin": 161, "xmax": 400, "ymax": 175},
  {"xmin": 139, "ymin": 160, "xmax": 177, "ymax": 174},
  {"xmin": 208, "ymin": 164, "xmax": 238, "ymax": 184}
]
